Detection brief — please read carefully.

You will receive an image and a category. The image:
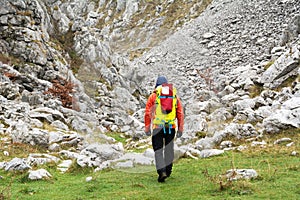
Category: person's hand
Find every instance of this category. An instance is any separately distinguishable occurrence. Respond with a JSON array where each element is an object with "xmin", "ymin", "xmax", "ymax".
[
  {"xmin": 176, "ymin": 131, "xmax": 183, "ymax": 138},
  {"xmin": 145, "ymin": 131, "xmax": 151, "ymax": 136}
]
